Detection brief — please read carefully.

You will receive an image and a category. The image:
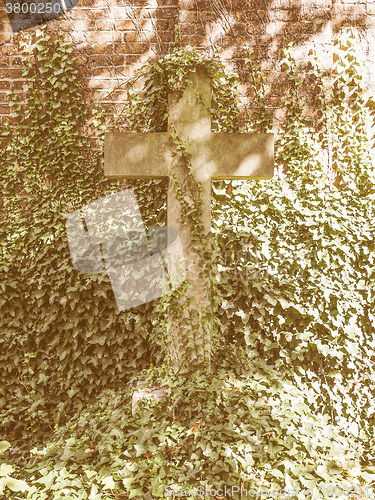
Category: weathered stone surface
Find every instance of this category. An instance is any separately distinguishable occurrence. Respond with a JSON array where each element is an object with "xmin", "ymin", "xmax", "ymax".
[
  {"xmin": 132, "ymin": 381, "xmax": 165, "ymax": 415},
  {"xmin": 104, "ymin": 70, "xmax": 274, "ymax": 372}
]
